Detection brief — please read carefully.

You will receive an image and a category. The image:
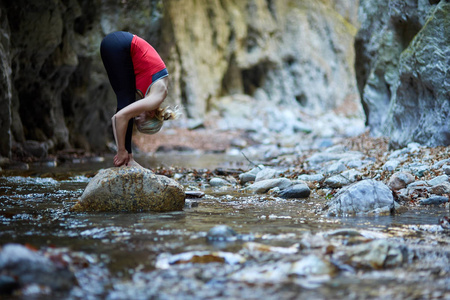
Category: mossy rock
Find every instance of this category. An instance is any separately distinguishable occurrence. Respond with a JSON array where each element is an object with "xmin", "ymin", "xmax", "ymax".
[{"xmin": 71, "ymin": 167, "xmax": 185, "ymax": 212}]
